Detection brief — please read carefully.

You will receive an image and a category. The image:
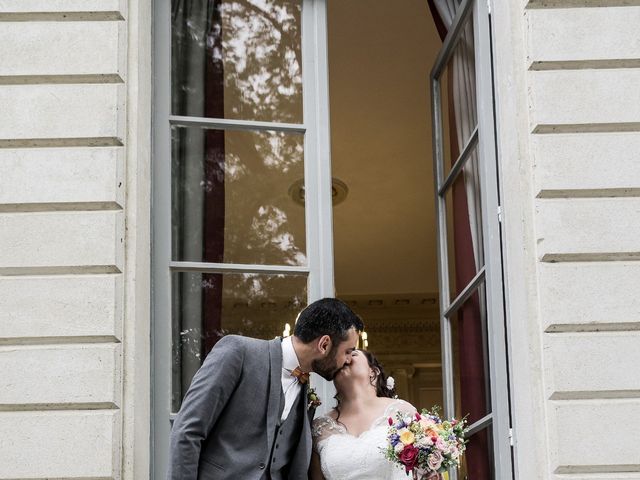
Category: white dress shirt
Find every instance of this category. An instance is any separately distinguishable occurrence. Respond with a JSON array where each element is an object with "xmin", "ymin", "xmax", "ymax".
[{"xmin": 280, "ymin": 336, "xmax": 303, "ymax": 422}]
